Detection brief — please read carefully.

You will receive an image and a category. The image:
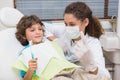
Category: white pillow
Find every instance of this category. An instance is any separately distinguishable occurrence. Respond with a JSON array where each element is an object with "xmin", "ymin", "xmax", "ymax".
[
  {"xmin": 0, "ymin": 28, "xmax": 23, "ymax": 80},
  {"xmin": 43, "ymin": 22, "xmax": 71, "ymax": 51},
  {"xmin": 43, "ymin": 22, "xmax": 66, "ymax": 38},
  {"xmin": 0, "ymin": 7, "xmax": 24, "ymax": 27}
]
